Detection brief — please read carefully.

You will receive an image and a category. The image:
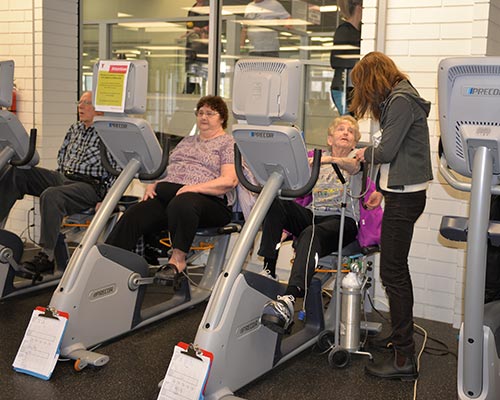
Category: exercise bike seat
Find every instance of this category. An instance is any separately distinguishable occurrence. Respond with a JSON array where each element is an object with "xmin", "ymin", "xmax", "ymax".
[
  {"xmin": 341, "ymin": 240, "xmax": 380, "ymax": 258},
  {"xmin": 195, "ymin": 212, "xmax": 244, "ymax": 237},
  {"xmin": 63, "ymin": 196, "xmax": 140, "ymax": 227},
  {"xmin": 318, "ymin": 240, "xmax": 380, "ymax": 269}
]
